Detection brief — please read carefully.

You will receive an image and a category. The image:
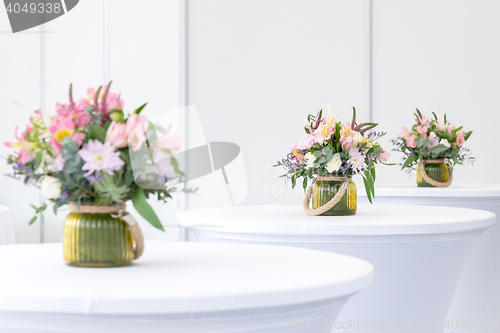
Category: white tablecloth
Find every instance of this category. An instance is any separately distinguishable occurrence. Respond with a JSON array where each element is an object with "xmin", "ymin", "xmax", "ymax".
[
  {"xmin": 358, "ymin": 184, "xmax": 500, "ymax": 332},
  {"xmin": 0, "ymin": 206, "xmax": 15, "ymax": 245},
  {"xmin": 0, "ymin": 241, "xmax": 373, "ymax": 333},
  {"xmin": 179, "ymin": 205, "xmax": 495, "ymax": 333}
]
